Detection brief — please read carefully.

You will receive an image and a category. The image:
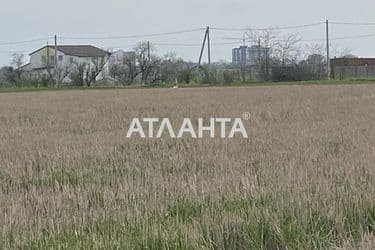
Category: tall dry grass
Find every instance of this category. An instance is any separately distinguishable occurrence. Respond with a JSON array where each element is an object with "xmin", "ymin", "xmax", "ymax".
[{"xmin": 0, "ymin": 85, "xmax": 374, "ymax": 249}]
